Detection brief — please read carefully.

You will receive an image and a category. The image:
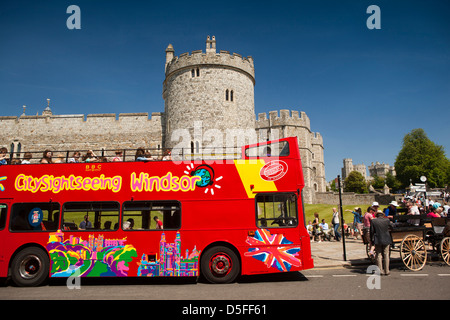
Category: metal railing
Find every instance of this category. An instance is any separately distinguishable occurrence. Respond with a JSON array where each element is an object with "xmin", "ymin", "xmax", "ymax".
[{"xmin": 3, "ymin": 147, "xmax": 244, "ymax": 165}]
